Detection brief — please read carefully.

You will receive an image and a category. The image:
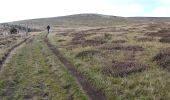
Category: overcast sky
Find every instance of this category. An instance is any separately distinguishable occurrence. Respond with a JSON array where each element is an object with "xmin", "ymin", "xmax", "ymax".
[{"xmin": 0, "ymin": 0, "xmax": 170, "ymax": 23}]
